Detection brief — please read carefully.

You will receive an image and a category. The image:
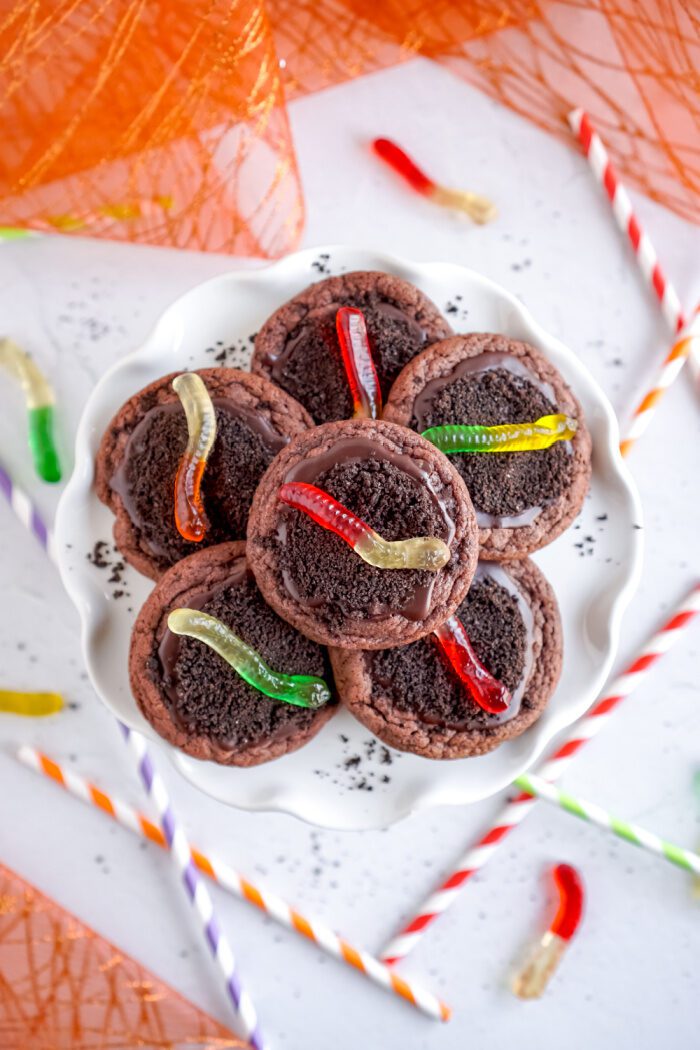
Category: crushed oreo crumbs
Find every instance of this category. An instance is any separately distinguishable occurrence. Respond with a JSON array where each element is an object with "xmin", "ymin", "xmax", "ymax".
[
  {"xmin": 204, "ymin": 336, "xmax": 254, "ymax": 369},
  {"xmin": 87, "ymin": 541, "xmax": 131, "ymax": 600},
  {"xmin": 311, "ymin": 253, "xmax": 332, "ymax": 276},
  {"xmin": 313, "ymin": 733, "xmax": 400, "ymax": 791}
]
